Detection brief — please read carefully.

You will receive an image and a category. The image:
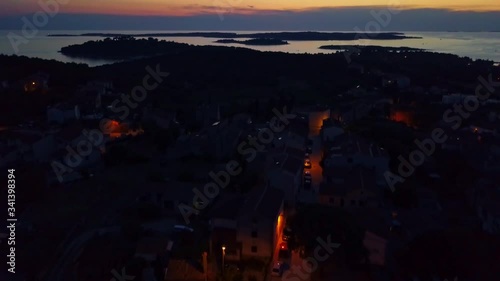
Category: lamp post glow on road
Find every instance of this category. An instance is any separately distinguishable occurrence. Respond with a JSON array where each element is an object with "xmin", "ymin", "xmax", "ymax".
[{"xmin": 222, "ymin": 246, "xmax": 226, "ymax": 275}]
